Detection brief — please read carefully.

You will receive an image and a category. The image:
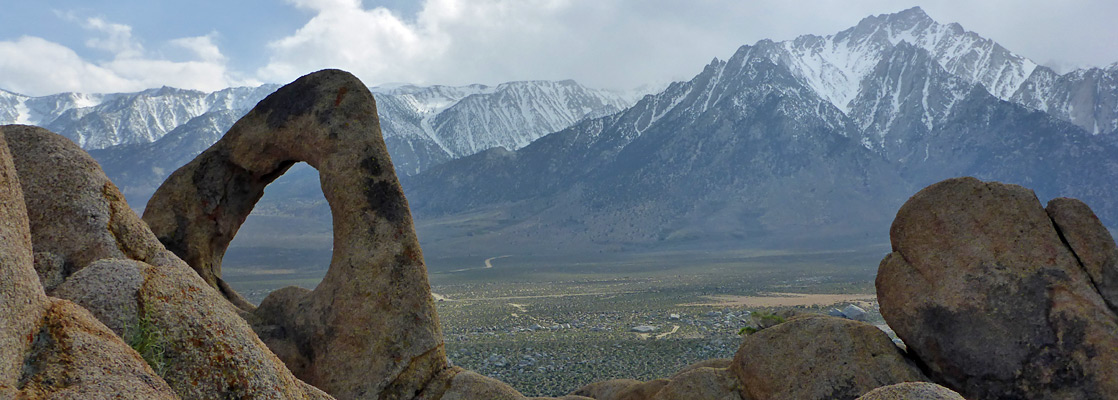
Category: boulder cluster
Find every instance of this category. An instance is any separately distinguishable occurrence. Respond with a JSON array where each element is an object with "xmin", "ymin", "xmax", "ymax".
[{"xmin": 0, "ymin": 69, "xmax": 1115, "ymax": 399}]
